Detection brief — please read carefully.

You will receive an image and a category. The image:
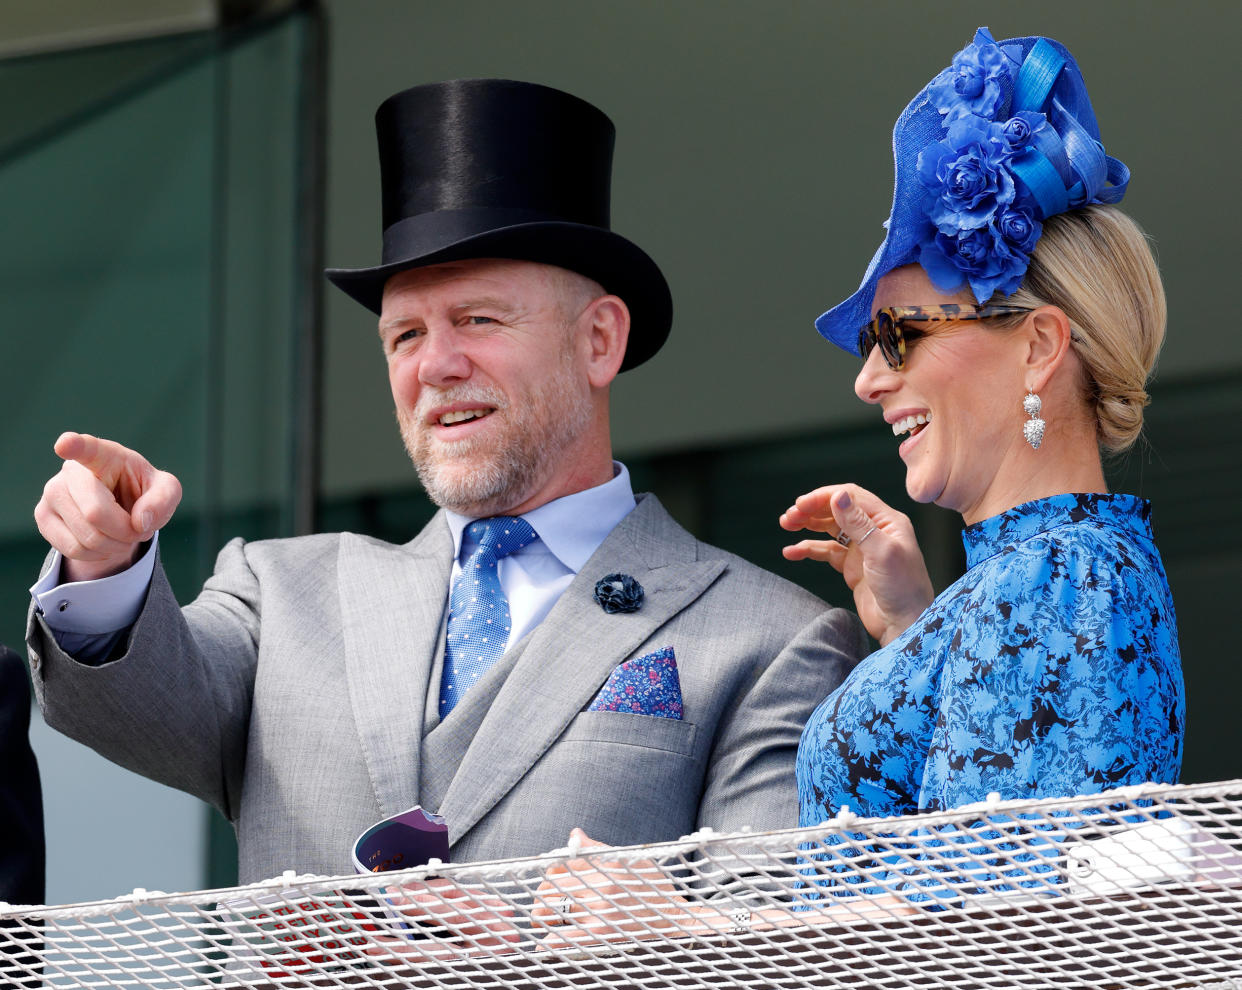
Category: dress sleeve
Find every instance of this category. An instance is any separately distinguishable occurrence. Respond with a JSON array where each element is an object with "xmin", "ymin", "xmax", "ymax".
[
  {"xmin": 865, "ymin": 529, "xmax": 1184, "ymax": 908},
  {"xmin": 920, "ymin": 528, "xmax": 1184, "ymax": 813}
]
